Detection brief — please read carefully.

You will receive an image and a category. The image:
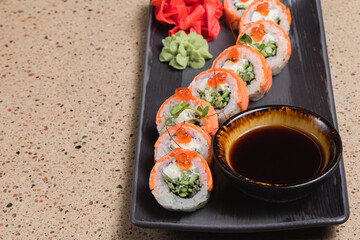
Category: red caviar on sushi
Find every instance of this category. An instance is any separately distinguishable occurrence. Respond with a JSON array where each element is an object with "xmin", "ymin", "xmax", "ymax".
[
  {"xmin": 189, "ymin": 68, "xmax": 249, "ymax": 123},
  {"xmin": 156, "ymin": 88, "xmax": 218, "ymax": 136},
  {"xmin": 239, "ymin": 0, "xmax": 291, "ymax": 34},
  {"xmin": 212, "ymin": 45, "xmax": 272, "ymax": 101},
  {"xmin": 149, "ymin": 148, "xmax": 213, "ymax": 211},
  {"xmin": 154, "ymin": 123, "xmax": 213, "ymax": 164},
  {"xmin": 237, "ymin": 20, "xmax": 291, "ymax": 75},
  {"xmin": 224, "ymin": 0, "xmax": 255, "ymax": 31}
]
